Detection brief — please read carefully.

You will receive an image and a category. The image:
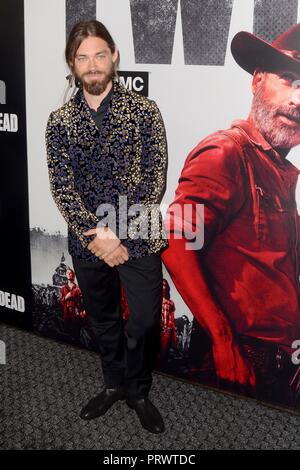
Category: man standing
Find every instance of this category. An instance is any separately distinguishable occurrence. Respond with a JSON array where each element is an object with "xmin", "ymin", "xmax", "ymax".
[
  {"xmin": 46, "ymin": 20, "xmax": 168, "ymax": 433},
  {"xmin": 162, "ymin": 23, "xmax": 300, "ymax": 407}
]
